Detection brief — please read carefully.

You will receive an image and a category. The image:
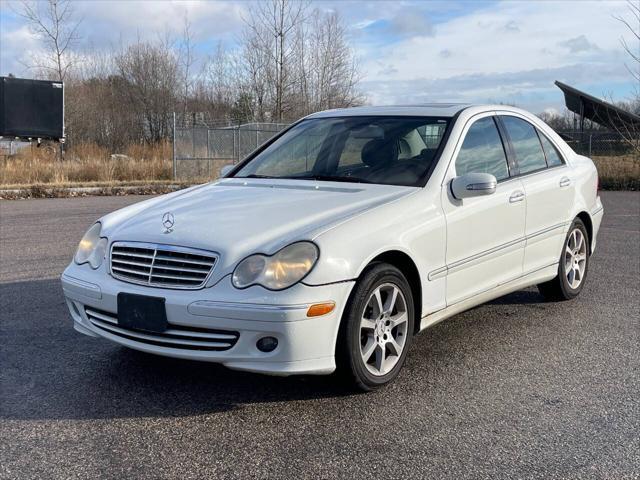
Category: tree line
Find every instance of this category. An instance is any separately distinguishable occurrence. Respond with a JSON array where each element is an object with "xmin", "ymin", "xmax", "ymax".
[
  {"xmin": 17, "ymin": 0, "xmax": 364, "ymax": 151},
  {"xmin": 14, "ymin": 0, "xmax": 639, "ymax": 154}
]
